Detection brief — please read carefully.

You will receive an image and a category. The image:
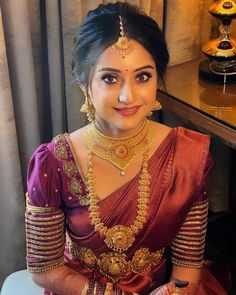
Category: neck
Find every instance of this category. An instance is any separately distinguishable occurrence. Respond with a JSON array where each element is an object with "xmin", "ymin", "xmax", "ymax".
[{"xmin": 93, "ymin": 119, "xmax": 147, "ymax": 138}]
